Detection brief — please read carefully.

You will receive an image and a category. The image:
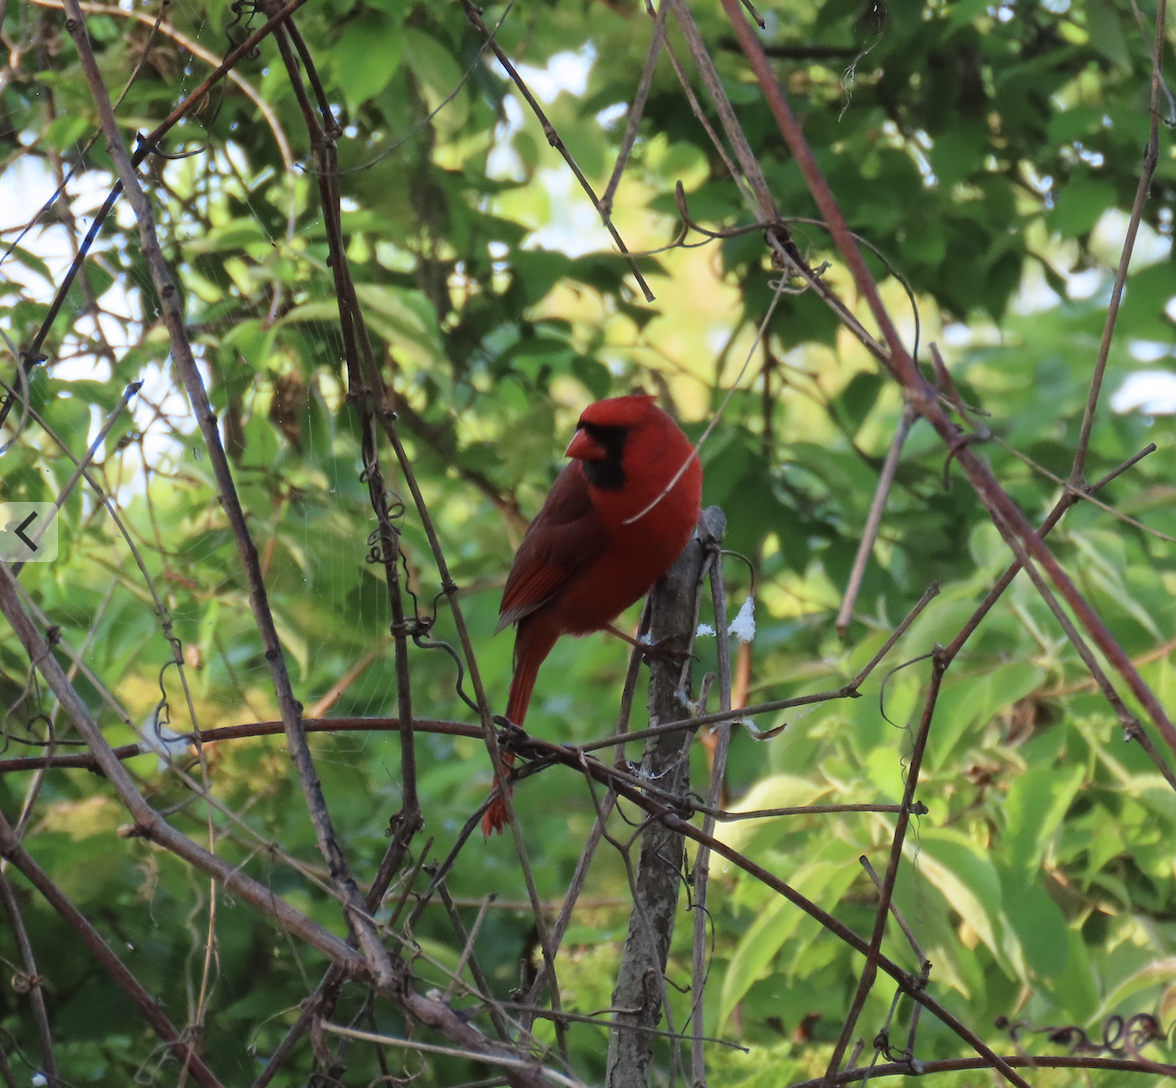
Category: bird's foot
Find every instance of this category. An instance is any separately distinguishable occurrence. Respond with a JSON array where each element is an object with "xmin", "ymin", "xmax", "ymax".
[
  {"xmin": 644, "ymin": 636, "xmax": 695, "ymax": 665},
  {"xmin": 605, "ymin": 625, "xmax": 695, "ymax": 664},
  {"xmin": 492, "ymin": 714, "xmax": 529, "ymax": 754}
]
